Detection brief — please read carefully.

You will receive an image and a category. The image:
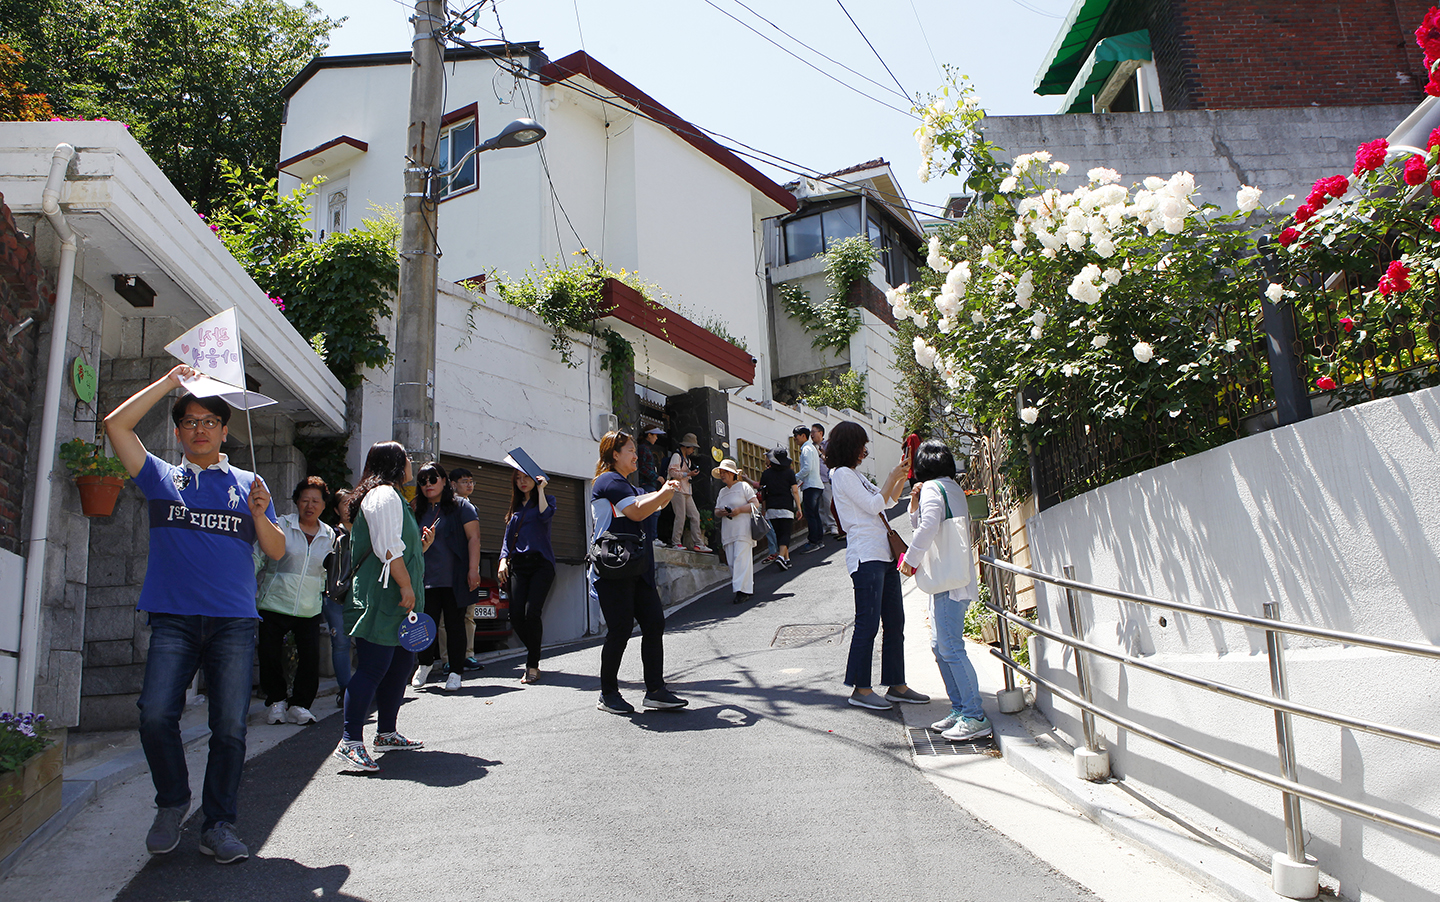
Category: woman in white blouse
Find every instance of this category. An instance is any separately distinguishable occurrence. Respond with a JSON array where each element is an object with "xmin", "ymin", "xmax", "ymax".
[
  {"xmin": 900, "ymin": 440, "xmax": 991, "ymax": 742},
  {"xmin": 825, "ymin": 422, "xmax": 930, "ymax": 711},
  {"xmin": 712, "ymin": 459, "xmax": 760, "ymax": 604},
  {"xmin": 333, "ymin": 442, "xmax": 435, "ymax": 773}
]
